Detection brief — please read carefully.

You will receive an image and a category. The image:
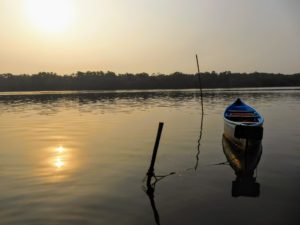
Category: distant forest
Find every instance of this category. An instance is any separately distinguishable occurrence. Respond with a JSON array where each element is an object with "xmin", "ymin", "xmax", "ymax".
[{"xmin": 0, "ymin": 71, "xmax": 300, "ymax": 91}]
